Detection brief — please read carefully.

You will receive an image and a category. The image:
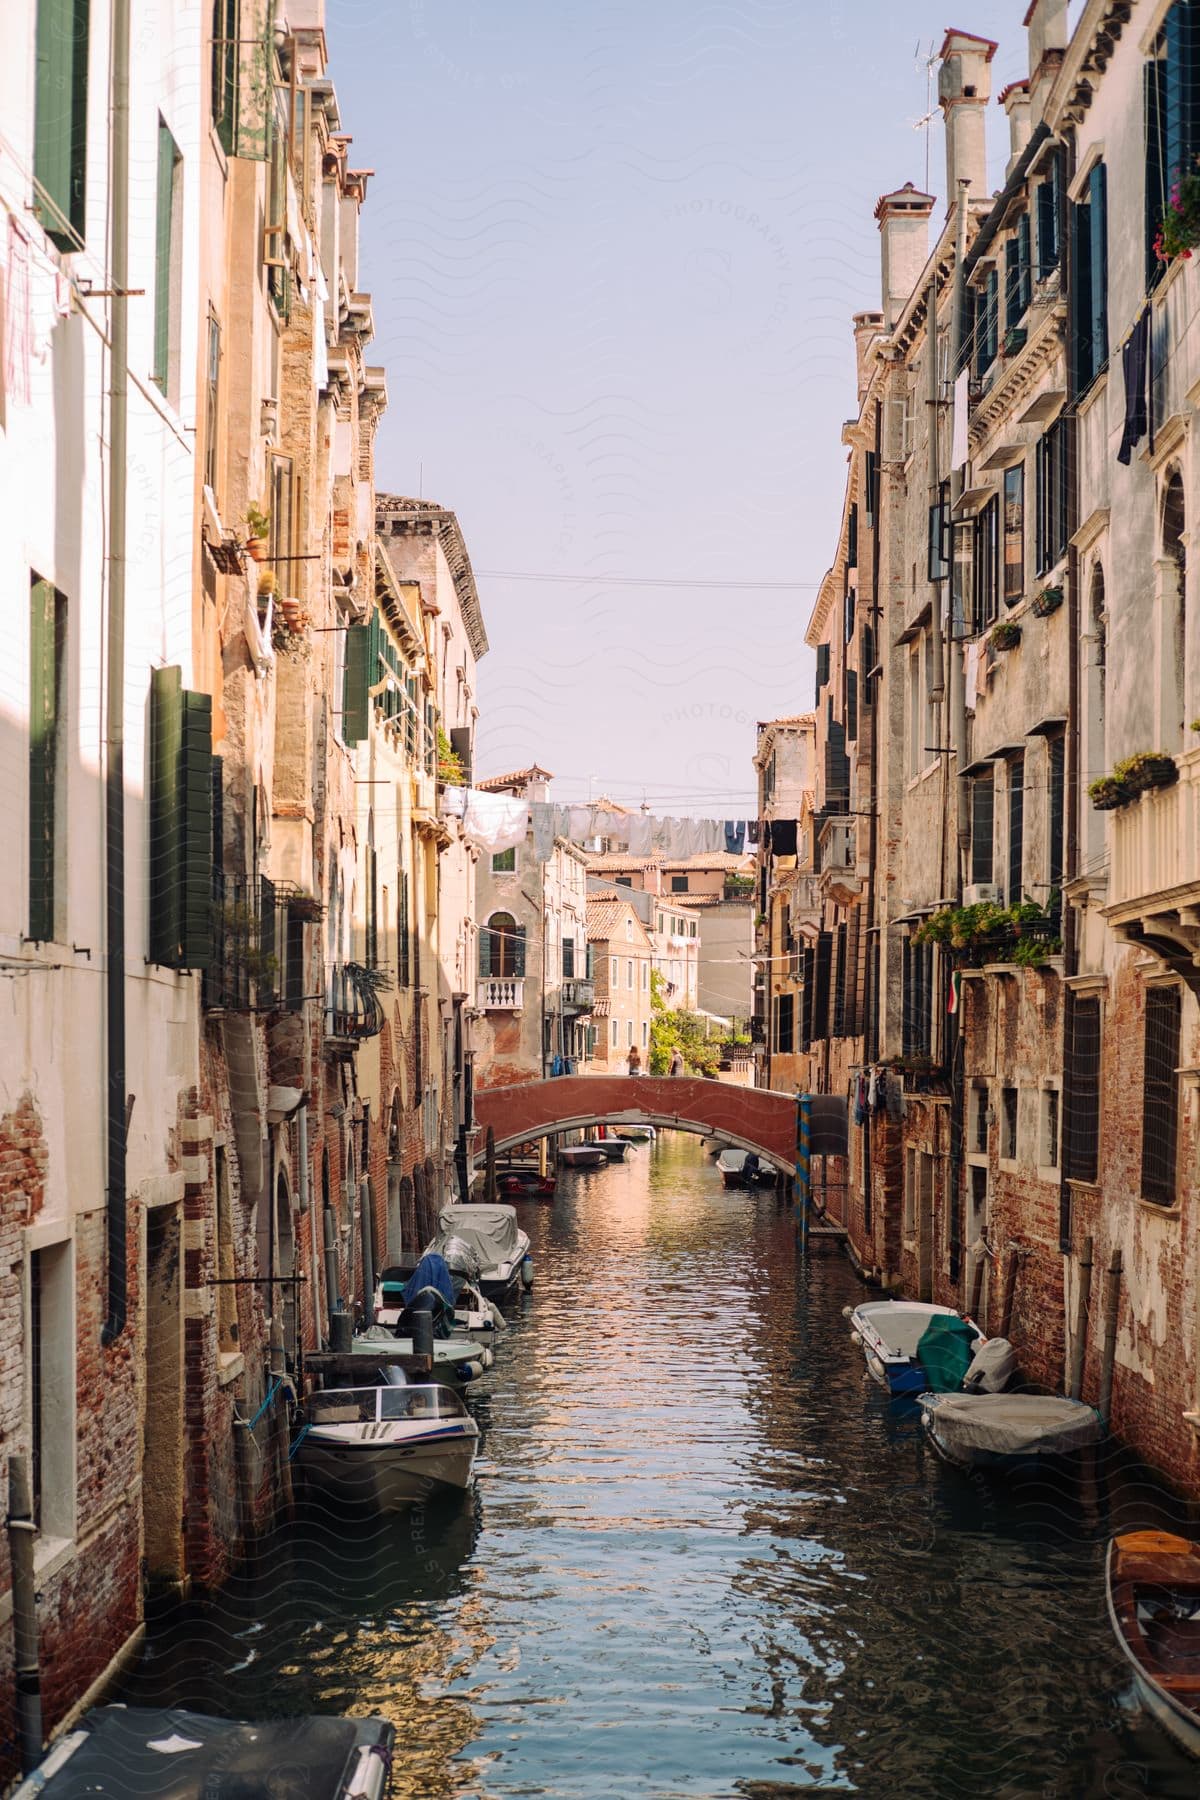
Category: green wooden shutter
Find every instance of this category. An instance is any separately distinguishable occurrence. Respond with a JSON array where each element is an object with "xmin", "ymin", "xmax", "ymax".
[
  {"xmin": 366, "ymin": 846, "xmax": 378, "ymax": 968},
  {"xmin": 478, "ymin": 922, "xmax": 492, "ymax": 977},
  {"xmin": 342, "ymin": 623, "xmax": 370, "ymax": 743},
  {"xmin": 513, "ymin": 925, "xmax": 526, "ymax": 977},
  {"xmin": 34, "ymin": 0, "xmax": 90, "ymax": 250},
  {"xmin": 28, "ymin": 577, "xmax": 59, "ymax": 942},
  {"xmin": 232, "ymin": 0, "xmax": 274, "ymax": 161},
  {"xmin": 1089, "ymin": 162, "xmax": 1108, "ymax": 374},
  {"xmin": 1146, "ymin": 55, "xmax": 1166, "ymax": 286},
  {"xmin": 1017, "ymin": 211, "xmax": 1032, "ymax": 313},
  {"xmin": 153, "ymin": 121, "xmax": 178, "ymax": 391},
  {"xmin": 150, "ymin": 667, "xmax": 213, "ymax": 968}
]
